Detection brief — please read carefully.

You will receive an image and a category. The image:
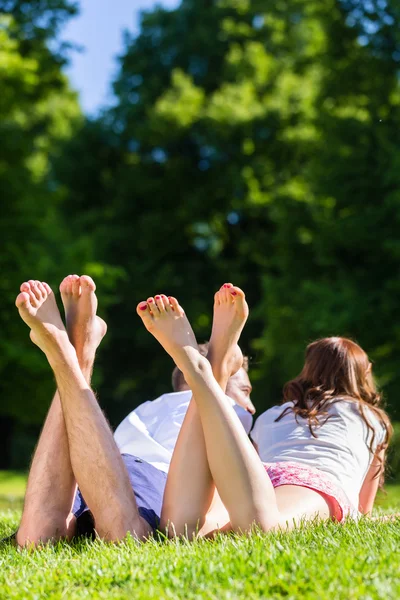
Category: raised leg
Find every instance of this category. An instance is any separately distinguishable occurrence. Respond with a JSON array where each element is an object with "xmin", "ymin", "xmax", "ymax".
[
  {"xmin": 160, "ymin": 287, "xmax": 241, "ymax": 536},
  {"xmin": 15, "ymin": 279, "xmax": 151, "ymax": 542},
  {"xmin": 138, "ymin": 287, "xmax": 332, "ymax": 534},
  {"xmin": 16, "ymin": 280, "xmax": 80, "ymax": 546},
  {"xmin": 137, "ymin": 289, "xmax": 280, "ymax": 533}
]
